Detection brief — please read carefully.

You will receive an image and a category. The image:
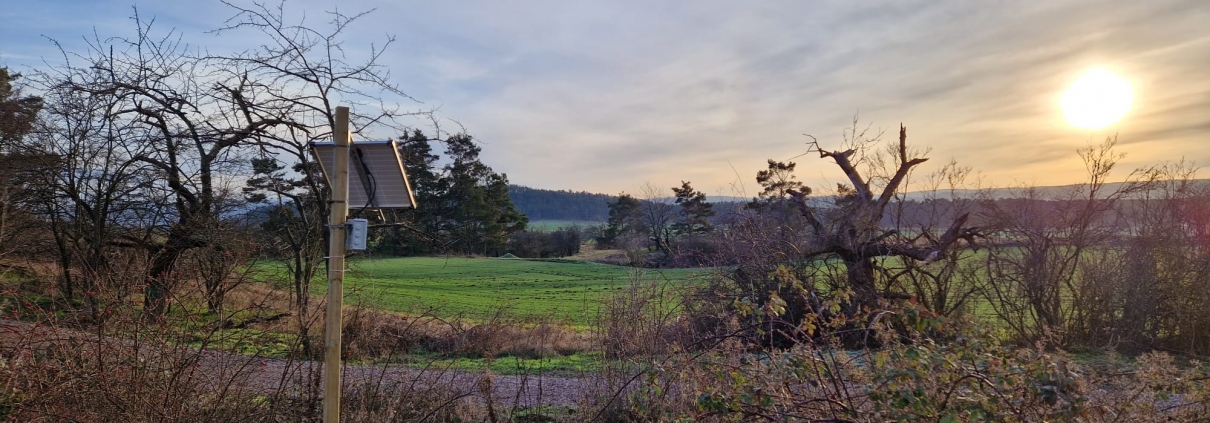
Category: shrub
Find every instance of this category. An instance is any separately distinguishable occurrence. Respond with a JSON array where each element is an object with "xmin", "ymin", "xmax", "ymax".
[
  {"xmin": 597, "ymin": 305, "xmax": 1210, "ymax": 422},
  {"xmin": 508, "ymin": 227, "xmax": 582, "ymax": 259}
]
